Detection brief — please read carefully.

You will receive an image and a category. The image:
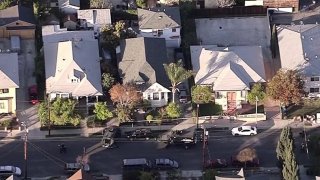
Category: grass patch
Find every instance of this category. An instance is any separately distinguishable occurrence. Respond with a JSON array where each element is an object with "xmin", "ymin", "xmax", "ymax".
[
  {"xmin": 286, "ymin": 105, "xmax": 320, "ymax": 119},
  {"xmin": 199, "ymin": 103, "xmax": 222, "ymax": 116}
]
